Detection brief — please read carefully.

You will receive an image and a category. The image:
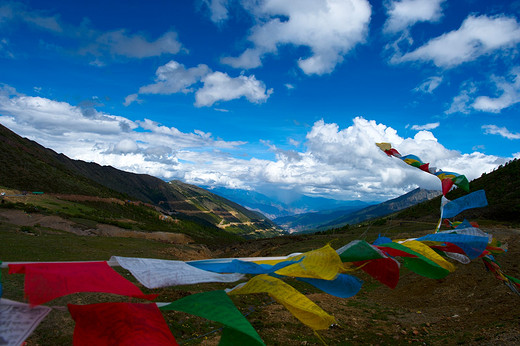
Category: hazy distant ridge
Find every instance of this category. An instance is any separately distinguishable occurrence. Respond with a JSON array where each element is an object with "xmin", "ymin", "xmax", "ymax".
[{"xmin": 276, "ymin": 188, "xmax": 441, "ymax": 232}]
